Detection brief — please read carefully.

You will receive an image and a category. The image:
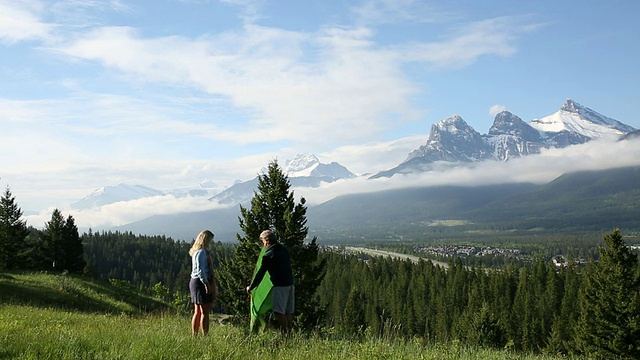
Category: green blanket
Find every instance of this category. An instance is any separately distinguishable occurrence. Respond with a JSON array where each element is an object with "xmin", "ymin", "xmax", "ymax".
[{"xmin": 249, "ymin": 247, "xmax": 273, "ymax": 332}]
